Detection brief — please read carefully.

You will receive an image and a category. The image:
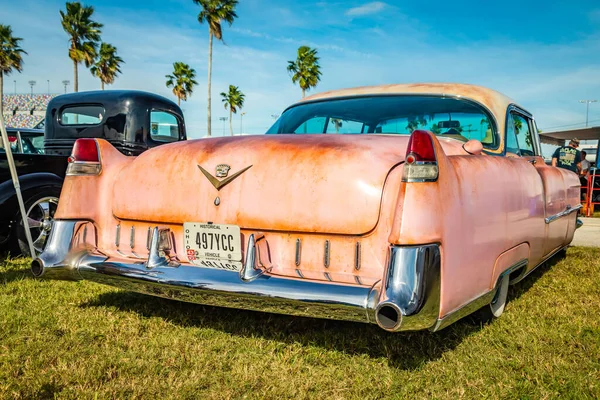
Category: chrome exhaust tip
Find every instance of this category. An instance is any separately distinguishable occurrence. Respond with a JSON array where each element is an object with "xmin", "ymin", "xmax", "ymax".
[
  {"xmin": 31, "ymin": 258, "xmax": 45, "ymax": 277},
  {"xmin": 375, "ymin": 302, "xmax": 403, "ymax": 332}
]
